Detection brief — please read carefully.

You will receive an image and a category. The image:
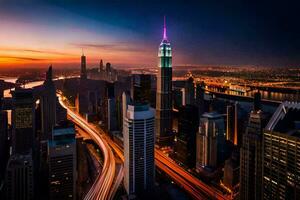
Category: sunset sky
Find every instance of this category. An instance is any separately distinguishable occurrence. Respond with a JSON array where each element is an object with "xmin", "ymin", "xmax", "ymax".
[{"xmin": 0, "ymin": 0, "xmax": 299, "ymax": 69}]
